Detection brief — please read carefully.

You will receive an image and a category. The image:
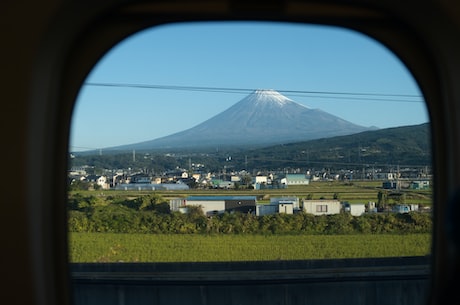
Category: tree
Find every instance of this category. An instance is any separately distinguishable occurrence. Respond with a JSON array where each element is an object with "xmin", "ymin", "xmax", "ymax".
[
  {"xmin": 377, "ymin": 190, "xmax": 388, "ymax": 210},
  {"xmin": 68, "ymin": 180, "xmax": 90, "ymax": 191},
  {"xmin": 388, "ymin": 192, "xmax": 406, "ymax": 205},
  {"xmin": 155, "ymin": 202, "xmax": 171, "ymax": 214},
  {"xmin": 186, "ymin": 205, "xmax": 205, "ymax": 220},
  {"xmin": 138, "ymin": 193, "xmax": 167, "ymax": 211},
  {"xmin": 241, "ymin": 174, "xmax": 252, "ymax": 189}
]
